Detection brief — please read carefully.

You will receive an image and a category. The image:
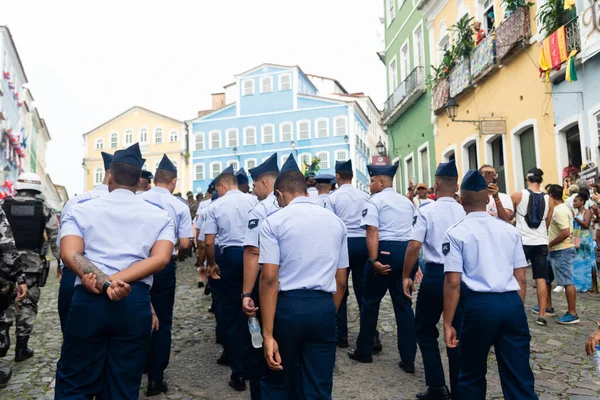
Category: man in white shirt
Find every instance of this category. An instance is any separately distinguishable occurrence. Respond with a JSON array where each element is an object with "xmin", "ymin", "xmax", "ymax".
[
  {"xmin": 413, "ymin": 183, "xmax": 434, "ymax": 208},
  {"xmin": 479, "ymin": 165, "xmax": 513, "ymax": 222}
]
